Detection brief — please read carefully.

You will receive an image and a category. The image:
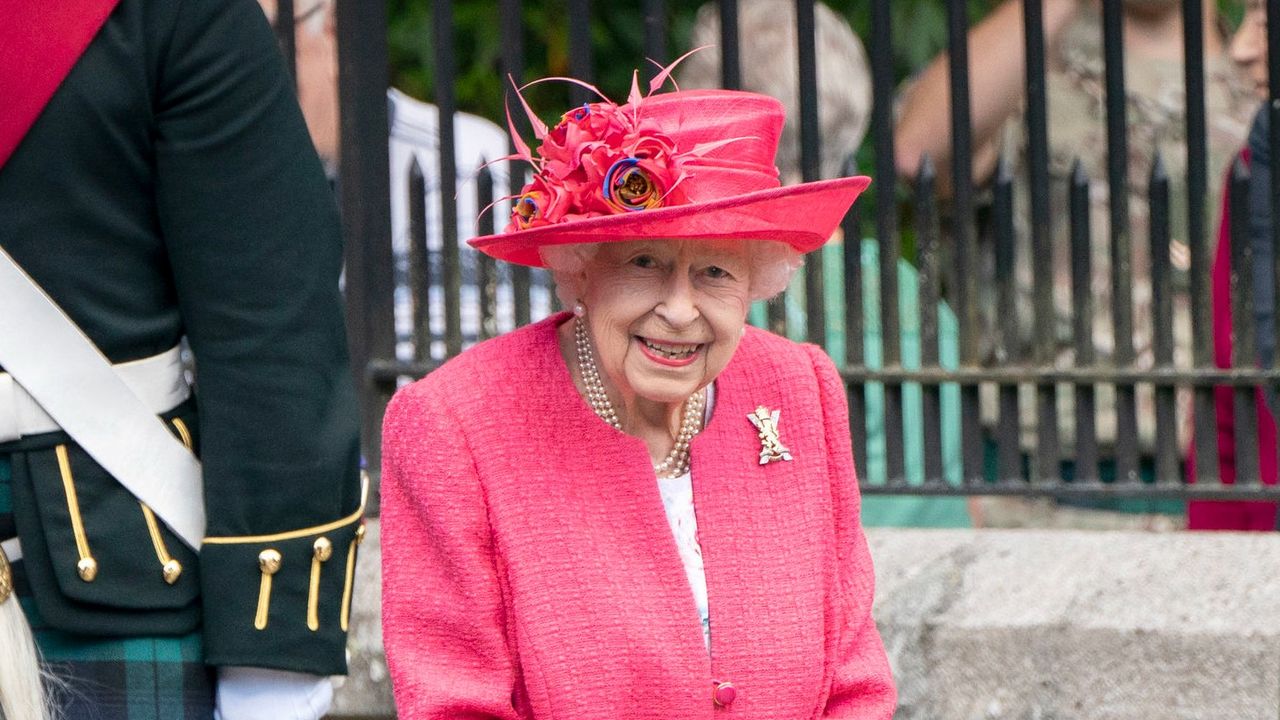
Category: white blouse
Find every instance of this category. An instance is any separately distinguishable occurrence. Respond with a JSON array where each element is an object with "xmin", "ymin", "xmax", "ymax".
[{"xmin": 656, "ymin": 384, "xmax": 714, "ymax": 651}]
